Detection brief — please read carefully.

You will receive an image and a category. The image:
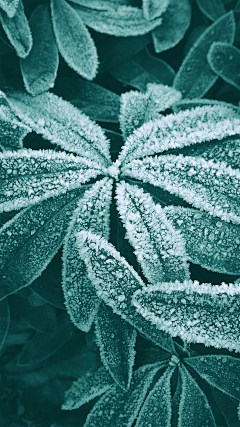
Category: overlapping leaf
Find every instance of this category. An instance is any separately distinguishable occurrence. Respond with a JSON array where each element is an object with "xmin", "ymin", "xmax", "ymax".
[
  {"xmin": 196, "ymin": 0, "xmax": 226, "ymax": 21},
  {"xmin": 0, "ymin": 0, "xmax": 19, "ymax": 17},
  {"xmin": 211, "ymin": 387, "xmax": 240, "ymax": 427},
  {"xmin": 142, "ymin": 0, "xmax": 169, "ymax": 21},
  {"xmin": 207, "ymin": 42, "xmax": 240, "ymax": 91}
]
